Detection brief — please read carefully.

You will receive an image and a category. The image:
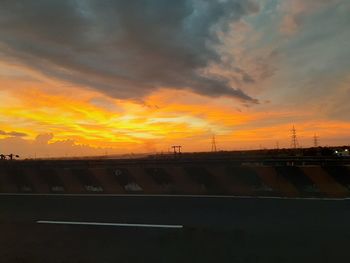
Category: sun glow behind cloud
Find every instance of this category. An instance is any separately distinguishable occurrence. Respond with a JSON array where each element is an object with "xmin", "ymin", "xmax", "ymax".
[{"xmin": 1, "ymin": 67, "xmax": 350, "ymax": 158}]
